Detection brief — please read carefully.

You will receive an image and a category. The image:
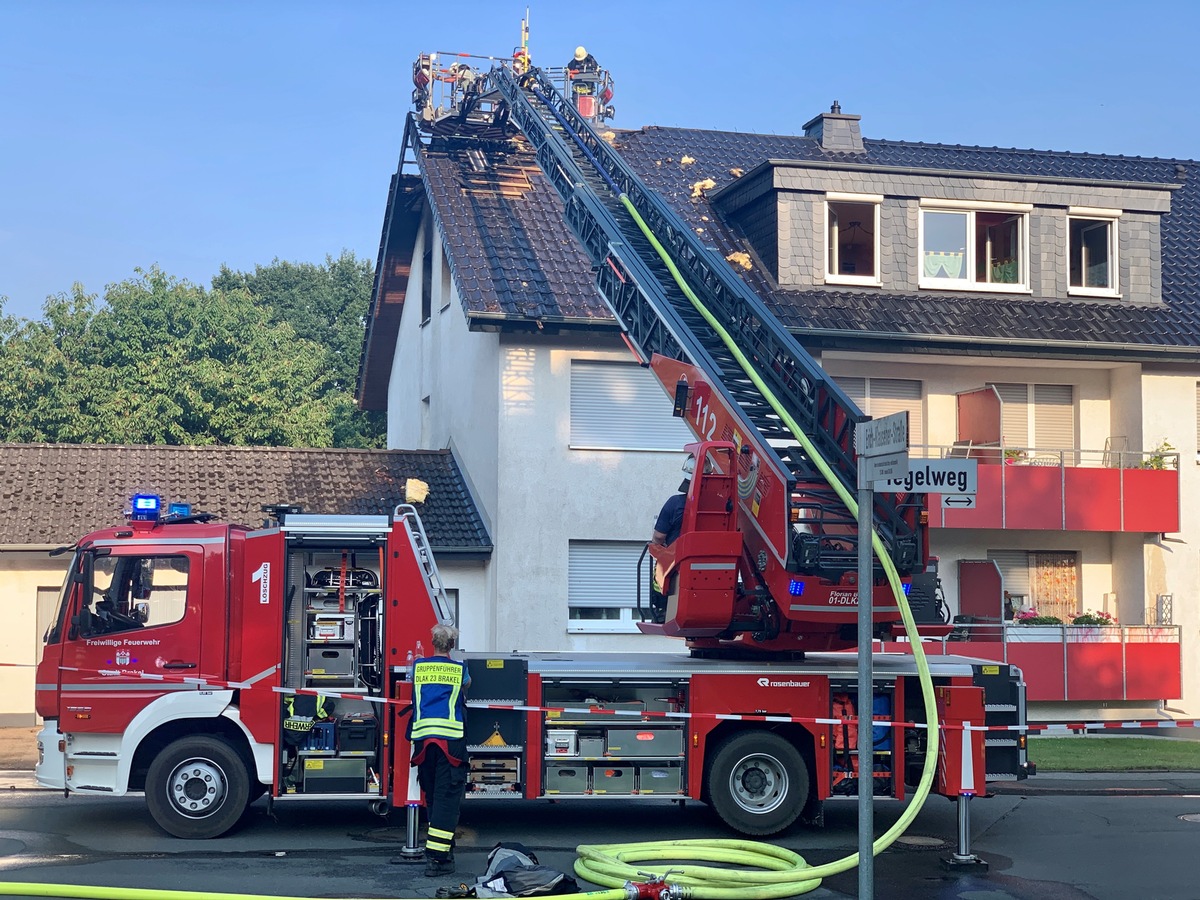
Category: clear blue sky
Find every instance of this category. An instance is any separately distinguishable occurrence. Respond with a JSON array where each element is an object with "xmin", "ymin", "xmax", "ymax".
[{"xmin": 2, "ymin": 0, "xmax": 1197, "ymax": 321}]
